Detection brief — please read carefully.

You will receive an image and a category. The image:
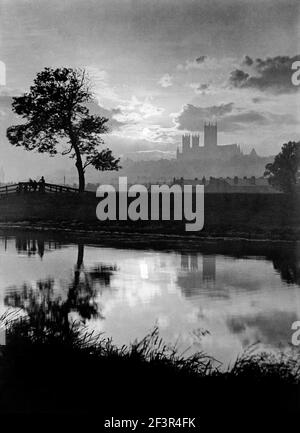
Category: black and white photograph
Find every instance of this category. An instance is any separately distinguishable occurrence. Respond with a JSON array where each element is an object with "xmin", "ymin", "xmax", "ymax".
[{"xmin": 0, "ymin": 0, "xmax": 299, "ymax": 429}]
